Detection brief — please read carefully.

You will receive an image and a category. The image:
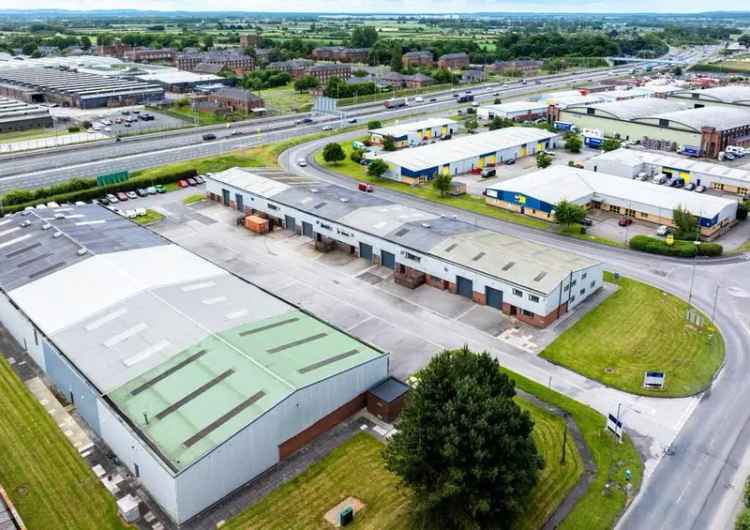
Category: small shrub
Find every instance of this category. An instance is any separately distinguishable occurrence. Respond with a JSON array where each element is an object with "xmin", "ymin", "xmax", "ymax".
[
  {"xmin": 350, "ymin": 149, "xmax": 363, "ymax": 164},
  {"xmin": 697, "ymin": 242, "xmax": 723, "ymax": 257},
  {"xmin": 738, "ymin": 201, "xmax": 749, "ymax": 221},
  {"xmin": 67, "ymin": 126, "xmax": 81, "ymax": 133}
]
